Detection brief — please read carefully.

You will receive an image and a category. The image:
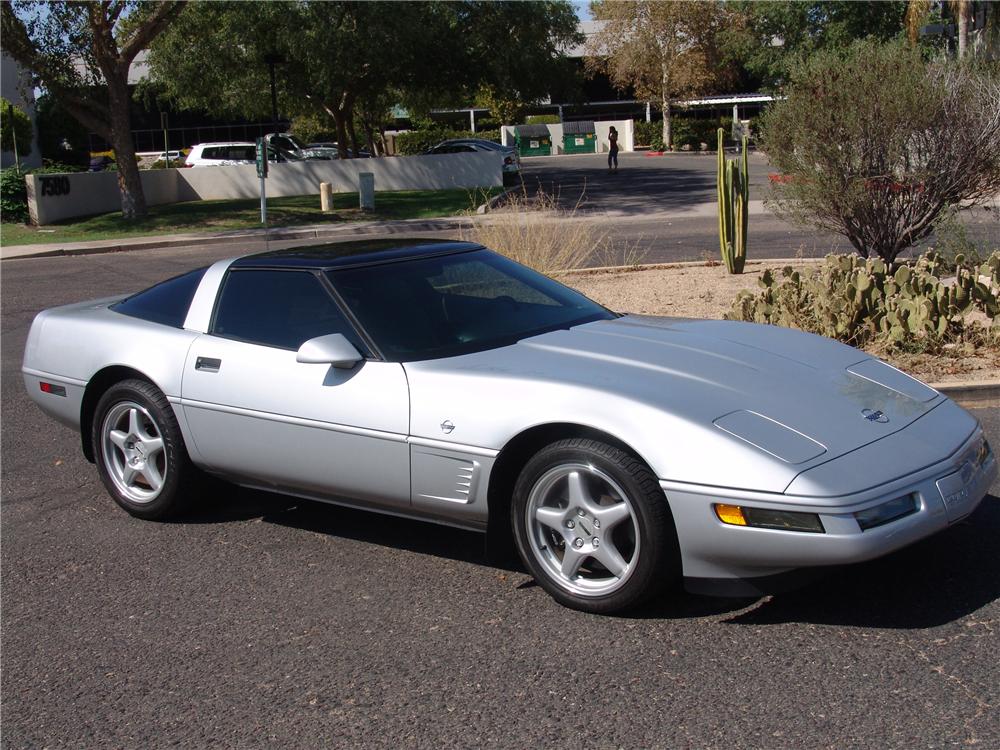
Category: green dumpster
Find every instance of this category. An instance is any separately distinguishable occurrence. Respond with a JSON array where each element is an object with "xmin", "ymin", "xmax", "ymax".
[
  {"xmin": 562, "ymin": 121, "xmax": 596, "ymax": 154},
  {"xmin": 515, "ymin": 124, "xmax": 552, "ymax": 157}
]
